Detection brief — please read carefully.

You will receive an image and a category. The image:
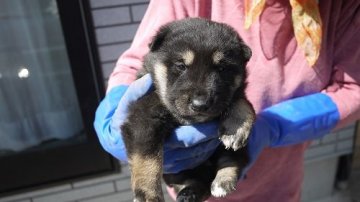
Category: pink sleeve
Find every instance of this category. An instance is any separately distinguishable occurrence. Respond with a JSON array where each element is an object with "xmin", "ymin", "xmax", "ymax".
[
  {"xmin": 324, "ymin": 3, "xmax": 360, "ymax": 129},
  {"xmin": 106, "ymin": 0, "xmax": 192, "ymax": 91}
]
